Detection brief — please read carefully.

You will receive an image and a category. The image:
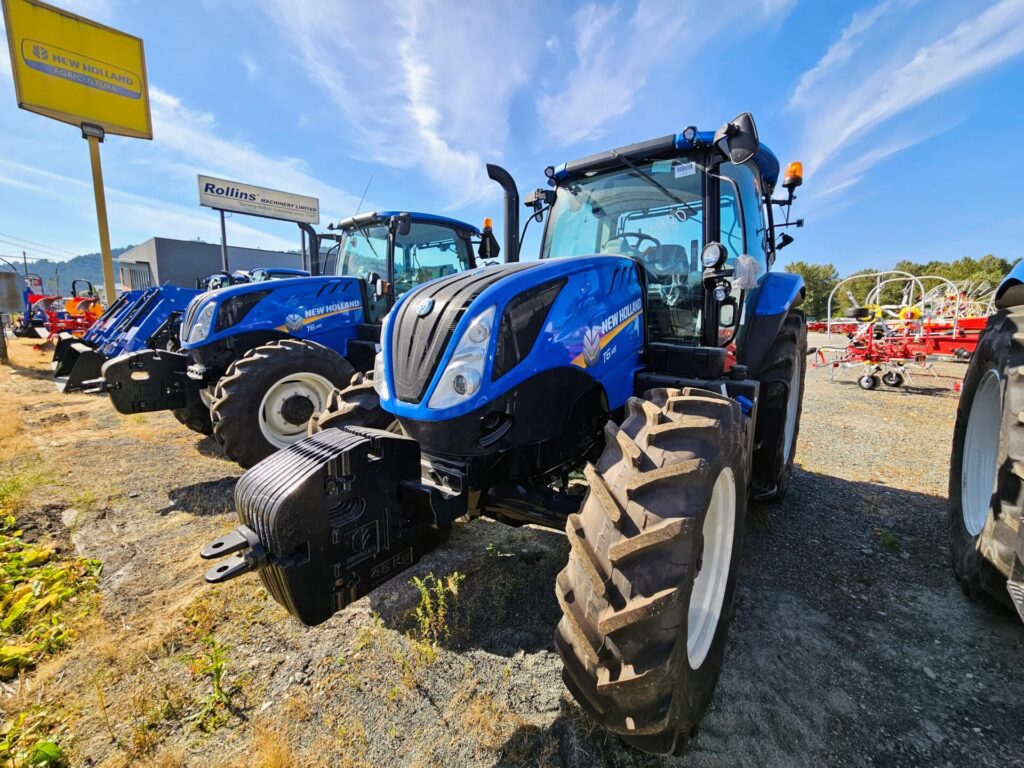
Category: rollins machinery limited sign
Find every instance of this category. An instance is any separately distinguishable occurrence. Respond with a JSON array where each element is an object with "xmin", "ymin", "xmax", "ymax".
[{"xmin": 197, "ymin": 175, "xmax": 320, "ymax": 226}]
